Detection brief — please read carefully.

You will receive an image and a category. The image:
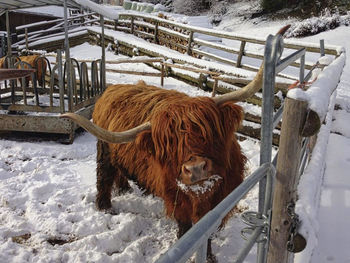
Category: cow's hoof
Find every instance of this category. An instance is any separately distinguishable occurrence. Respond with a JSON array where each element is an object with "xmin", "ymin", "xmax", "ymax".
[
  {"xmin": 207, "ymin": 253, "xmax": 217, "ymax": 263},
  {"xmin": 96, "ymin": 198, "xmax": 112, "ymax": 211},
  {"xmin": 104, "ymin": 207, "xmax": 118, "ymax": 215}
]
